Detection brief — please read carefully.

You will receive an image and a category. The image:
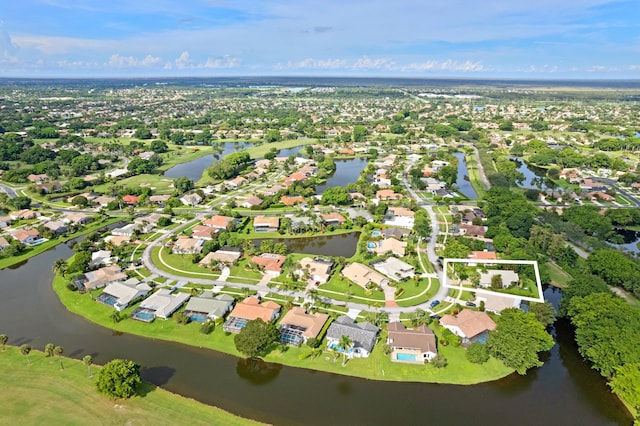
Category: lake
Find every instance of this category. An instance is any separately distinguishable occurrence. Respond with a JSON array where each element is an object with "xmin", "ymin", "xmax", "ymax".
[
  {"xmin": 453, "ymin": 151, "xmax": 478, "ymax": 199},
  {"xmin": 252, "ymin": 232, "xmax": 360, "ymax": 257},
  {"xmin": 163, "ymin": 142, "xmax": 249, "ymax": 181},
  {"xmin": 511, "ymin": 157, "xmax": 550, "ymax": 190},
  {"xmin": 0, "ymin": 244, "xmax": 631, "ymax": 425},
  {"xmin": 315, "ymin": 158, "xmax": 368, "ymax": 194}
]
